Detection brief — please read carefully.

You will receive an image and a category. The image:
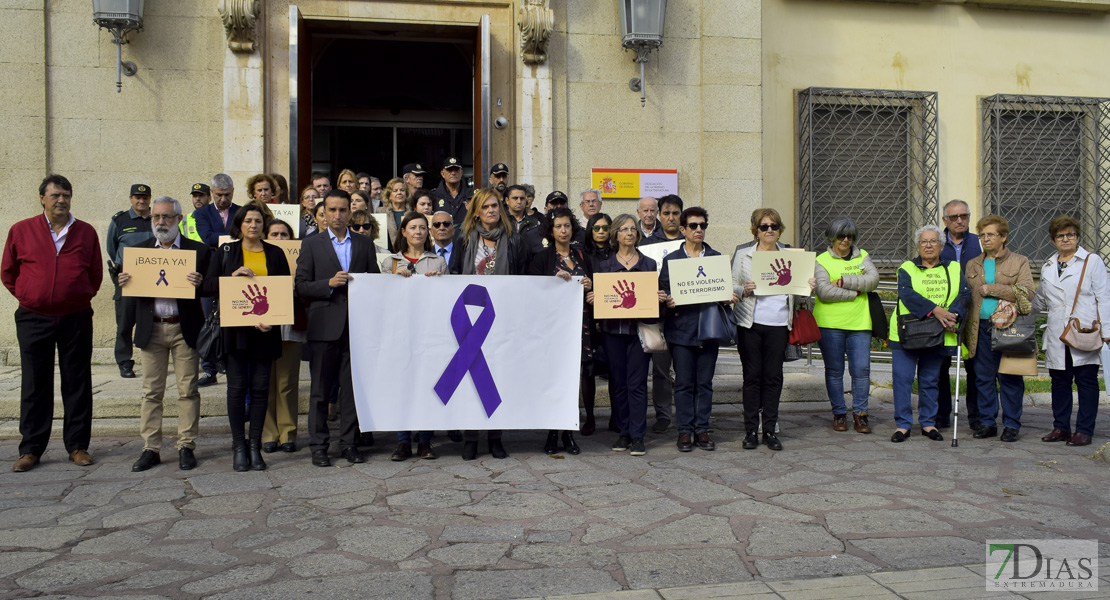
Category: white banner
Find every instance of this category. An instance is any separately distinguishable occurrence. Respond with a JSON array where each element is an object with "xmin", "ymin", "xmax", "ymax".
[{"xmin": 349, "ymin": 274, "xmax": 583, "ymax": 430}]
